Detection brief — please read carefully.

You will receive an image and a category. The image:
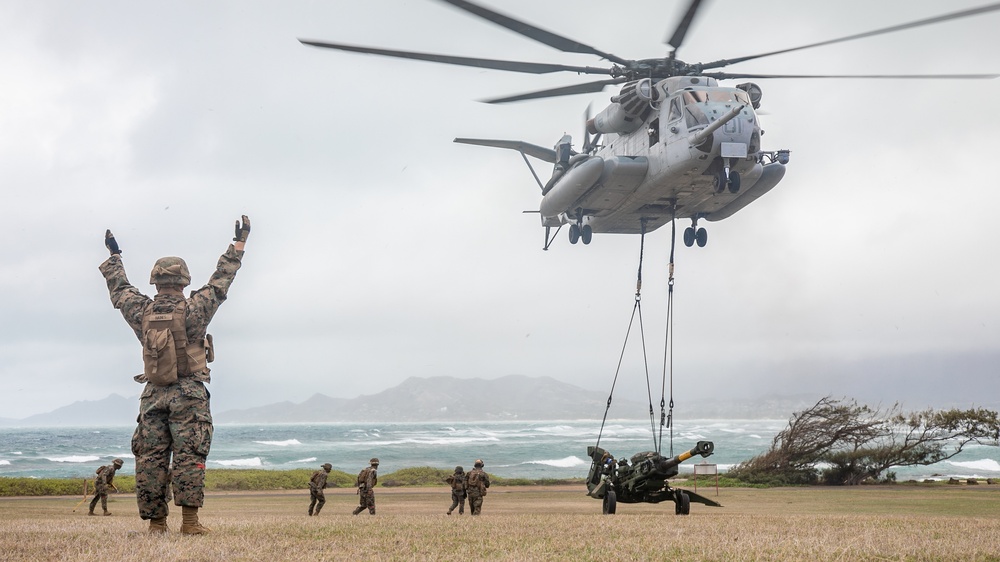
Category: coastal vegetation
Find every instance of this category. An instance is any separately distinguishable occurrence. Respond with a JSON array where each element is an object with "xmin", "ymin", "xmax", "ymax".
[
  {"xmin": 731, "ymin": 397, "xmax": 1000, "ymax": 486},
  {"xmin": 0, "ymin": 467, "xmax": 588, "ymax": 497}
]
